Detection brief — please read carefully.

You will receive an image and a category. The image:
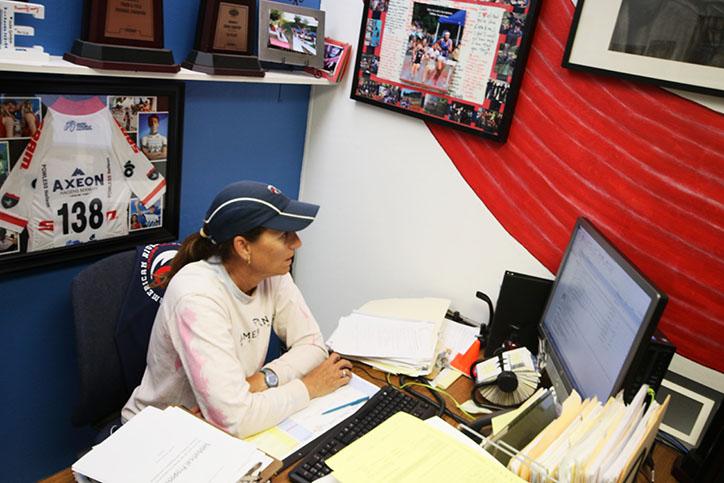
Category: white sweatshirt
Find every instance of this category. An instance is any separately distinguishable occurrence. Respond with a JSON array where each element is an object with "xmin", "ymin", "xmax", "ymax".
[{"xmin": 121, "ymin": 258, "xmax": 328, "ymax": 437}]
